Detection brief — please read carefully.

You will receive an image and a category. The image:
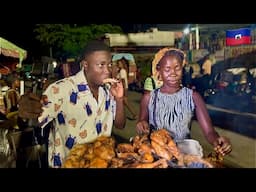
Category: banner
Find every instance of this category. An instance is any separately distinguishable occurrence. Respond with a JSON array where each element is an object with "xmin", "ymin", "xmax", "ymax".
[{"xmin": 226, "ymin": 28, "xmax": 251, "ymax": 46}]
